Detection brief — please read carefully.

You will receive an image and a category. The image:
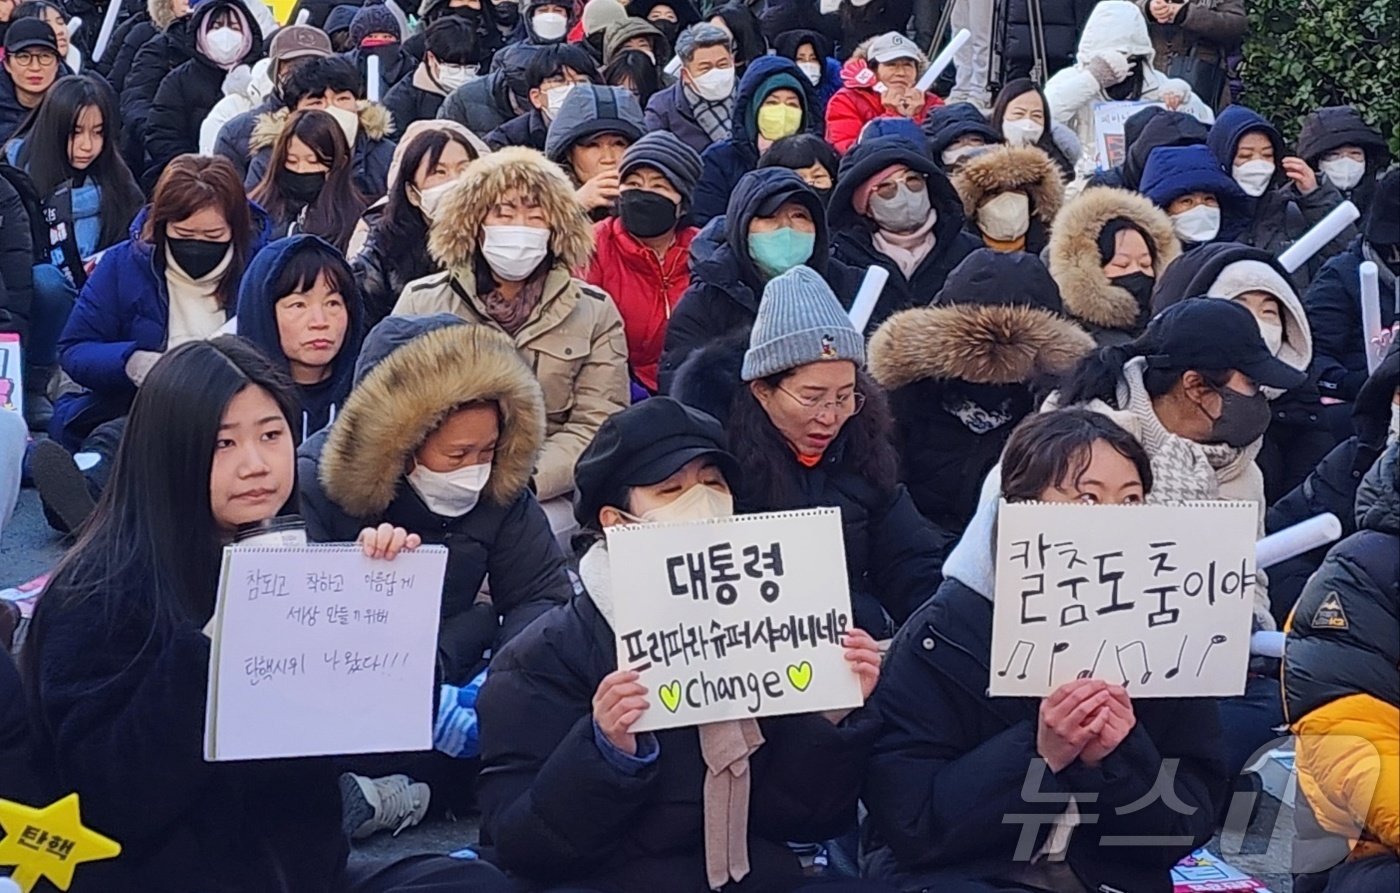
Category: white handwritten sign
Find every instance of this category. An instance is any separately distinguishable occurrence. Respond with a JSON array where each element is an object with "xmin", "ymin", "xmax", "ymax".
[
  {"xmin": 1092, "ymin": 100, "xmax": 1164, "ymax": 170},
  {"xmin": 991, "ymin": 501, "xmax": 1257, "ymax": 698},
  {"xmin": 606, "ymin": 509, "xmax": 863, "ymax": 732},
  {"xmin": 204, "ymin": 544, "xmax": 448, "ymax": 761}
]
